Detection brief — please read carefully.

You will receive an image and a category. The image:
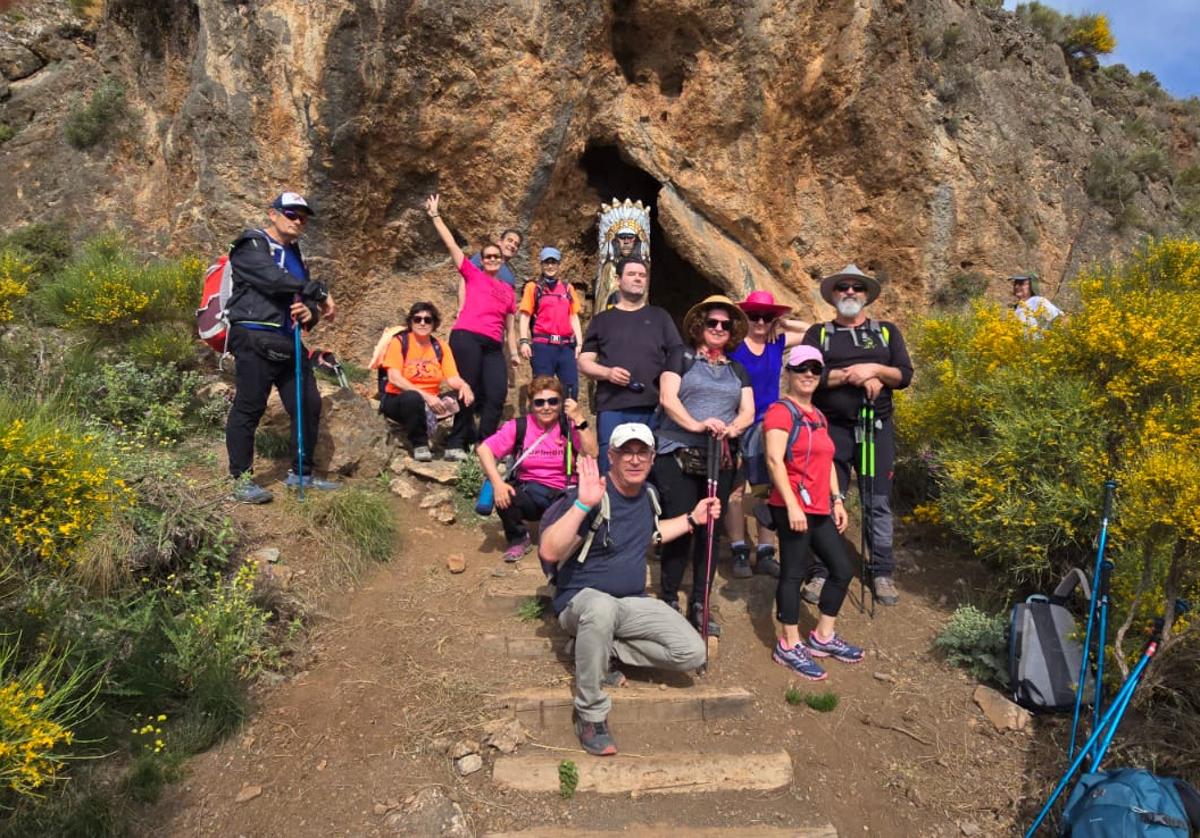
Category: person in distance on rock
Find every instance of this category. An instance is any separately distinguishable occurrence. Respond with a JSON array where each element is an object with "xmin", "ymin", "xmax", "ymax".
[
  {"xmin": 477, "ymin": 376, "xmax": 596, "ymax": 563},
  {"xmin": 517, "ymin": 246, "xmax": 583, "ymax": 399},
  {"xmin": 800, "ymin": 265, "xmax": 913, "ymax": 606},
  {"xmin": 578, "ymin": 257, "xmax": 684, "ymax": 474},
  {"xmin": 653, "ymin": 295, "xmax": 754, "ymax": 637},
  {"xmin": 426, "ymin": 194, "xmax": 519, "ymax": 462},
  {"xmin": 1009, "ymin": 272, "xmax": 1063, "ymax": 332},
  {"xmin": 370, "ymin": 302, "xmax": 474, "ymax": 463},
  {"xmin": 224, "ymin": 191, "xmax": 339, "ymax": 504},
  {"xmin": 539, "ymin": 424, "xmax": 718, "ymax": 756}
]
